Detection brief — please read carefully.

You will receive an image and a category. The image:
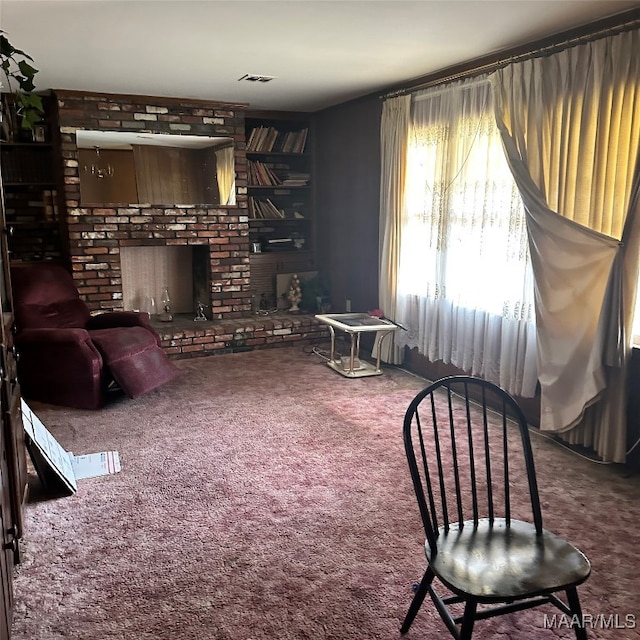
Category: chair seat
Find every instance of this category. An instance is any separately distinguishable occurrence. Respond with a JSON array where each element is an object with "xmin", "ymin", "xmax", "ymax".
[{"xmin": 428, "ymin": 518, "xmax": 591, "ymax": 602}]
